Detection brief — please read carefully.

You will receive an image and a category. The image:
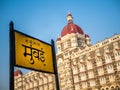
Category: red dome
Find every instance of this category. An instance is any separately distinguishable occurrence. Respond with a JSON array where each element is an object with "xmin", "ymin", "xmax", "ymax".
[
  {"xmin": 14, "ymin": 69, "xmax": 23, "ymax": 77},
  {"xmin": 61, "ymin": 23, "xmax": 84, "ymax": 37}
]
